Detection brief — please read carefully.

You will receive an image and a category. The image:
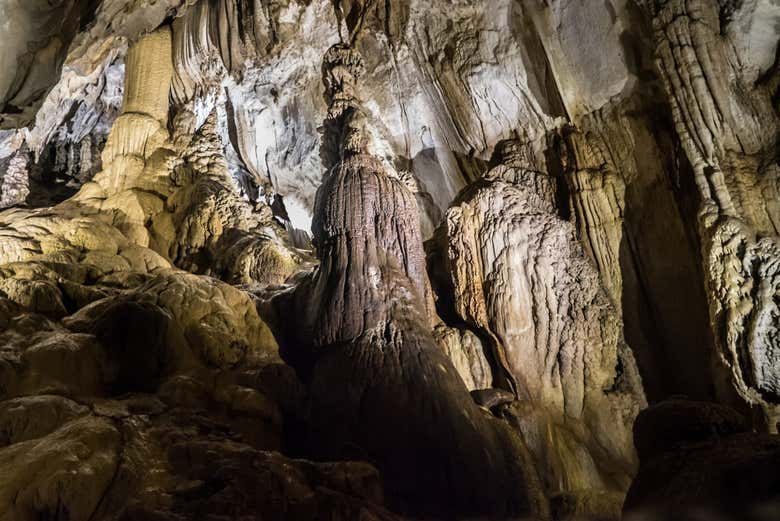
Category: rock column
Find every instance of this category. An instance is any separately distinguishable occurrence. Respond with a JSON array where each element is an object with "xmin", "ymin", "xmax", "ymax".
[
  {"xmin": 442, "ymin": 138, "xmax": 646, "ymax": 502},
  {"xmin": 268, "ymin": 43, "xmax": 549, "ymax": 519},
  {"xmin": 75, "ymin": 27, "xmax": 175, "ymax": 247}
]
